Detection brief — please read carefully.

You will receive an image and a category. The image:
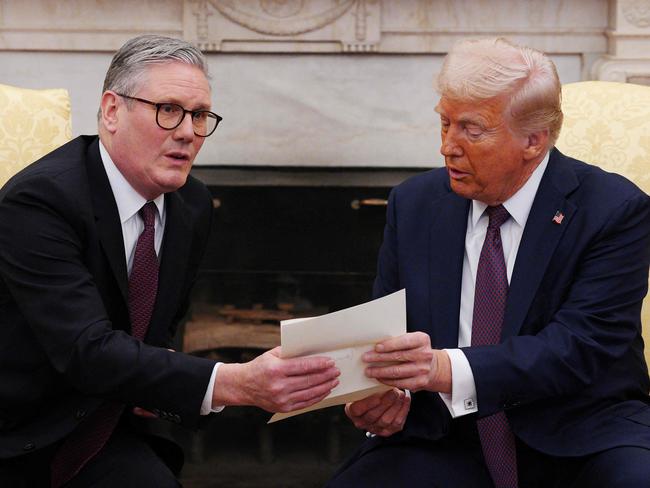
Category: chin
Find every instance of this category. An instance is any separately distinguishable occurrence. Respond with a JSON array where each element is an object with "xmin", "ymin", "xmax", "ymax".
[
  {"xmin": 158, "ymin": 173, "xmax": 189, "ymax": 193},
  {"xmin": 449, "ymin": 180, "xmax": 472, "ymax": 199}
]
